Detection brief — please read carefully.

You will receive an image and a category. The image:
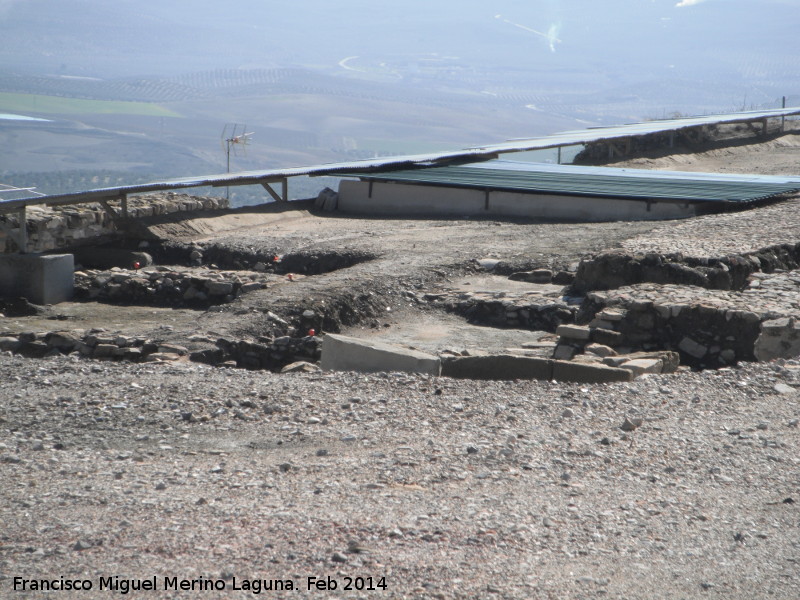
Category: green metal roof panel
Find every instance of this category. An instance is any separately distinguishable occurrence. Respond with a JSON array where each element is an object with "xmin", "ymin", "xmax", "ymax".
[{"xmin": 343, "ymin": 165, "xmax": 800, "ymax": 204}]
